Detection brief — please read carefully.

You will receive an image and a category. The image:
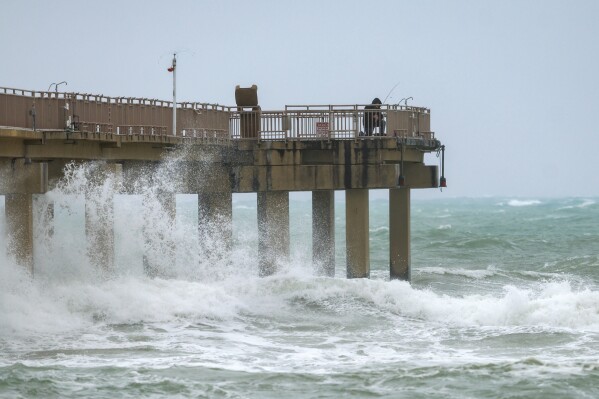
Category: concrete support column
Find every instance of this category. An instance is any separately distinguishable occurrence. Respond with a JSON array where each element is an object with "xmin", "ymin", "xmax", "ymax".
[
  {"xmin": 5, "ymin": 193, "xmax": 34, "ymax": 274},
  {"xmin": 40, "ymin": 160, "xmax": 71, "ymax": 242},
  {"xmin": 345, "ymin": 189, "xmax": 369, "ymax": 278},
  {"xmin": 312, "ymin": 190, "xmax": 335, "ymax": 277},
  {"xmin": 390, "ymin": 188, "xmax": 411, "ymax": 281},
  {"xmin": 257, "ymin": 191, "xmax": 289, "ymax": 276},
  {"xmin": 1, "ymin": 159, "xmax": 48, "ymax": 275},
  {"xmin": 121, "ymin": 160, "xmax": 179, "ymax": 277},
  {"xmin": 85, "ymin": 163, "xmax": 121, "ymax": 273},
  {"xmin": 142, "ymin": 191, "xmax": 176, "ymax": 277},
  {"xmin": 198, "ymin": 191, "xmax": 233, "ymax": 256}
]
